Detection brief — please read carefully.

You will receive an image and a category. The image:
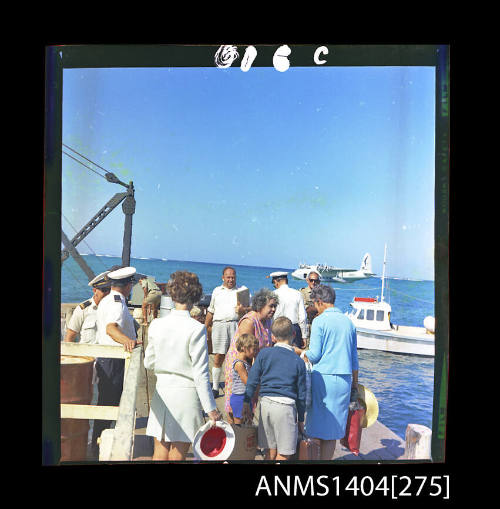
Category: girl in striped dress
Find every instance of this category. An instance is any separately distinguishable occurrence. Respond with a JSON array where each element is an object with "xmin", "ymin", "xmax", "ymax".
[{"xmin": 230, "ymin": 333, "xmax": 260, "ymax": 424}]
